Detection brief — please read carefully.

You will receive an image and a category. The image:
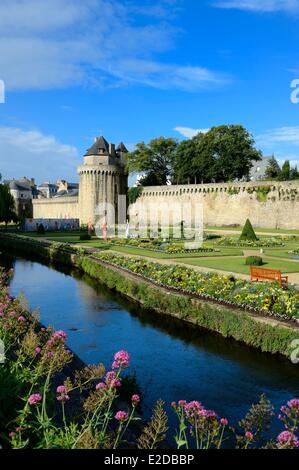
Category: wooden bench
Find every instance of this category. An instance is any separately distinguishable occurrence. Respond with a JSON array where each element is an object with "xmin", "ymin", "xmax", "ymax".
[{"xmin": 250, "ymin": 266, "xmax": 288, "ymax": 288}]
